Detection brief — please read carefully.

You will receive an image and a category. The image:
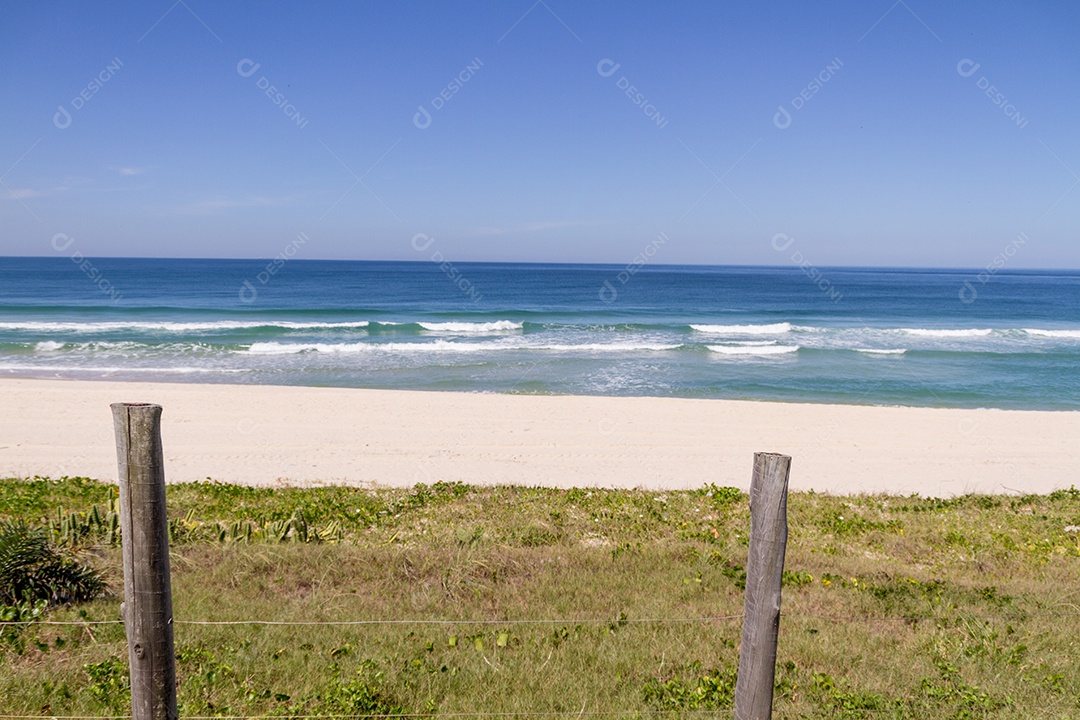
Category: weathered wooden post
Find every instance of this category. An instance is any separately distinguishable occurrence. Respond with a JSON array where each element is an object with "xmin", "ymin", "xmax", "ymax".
[
  {"xmin": 733, "ymin": 452, "xmax": 791, "ymax": 720},
  {"xmin": 112, "ymin": 403, "xmax": 177, "ymax": 720}
]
